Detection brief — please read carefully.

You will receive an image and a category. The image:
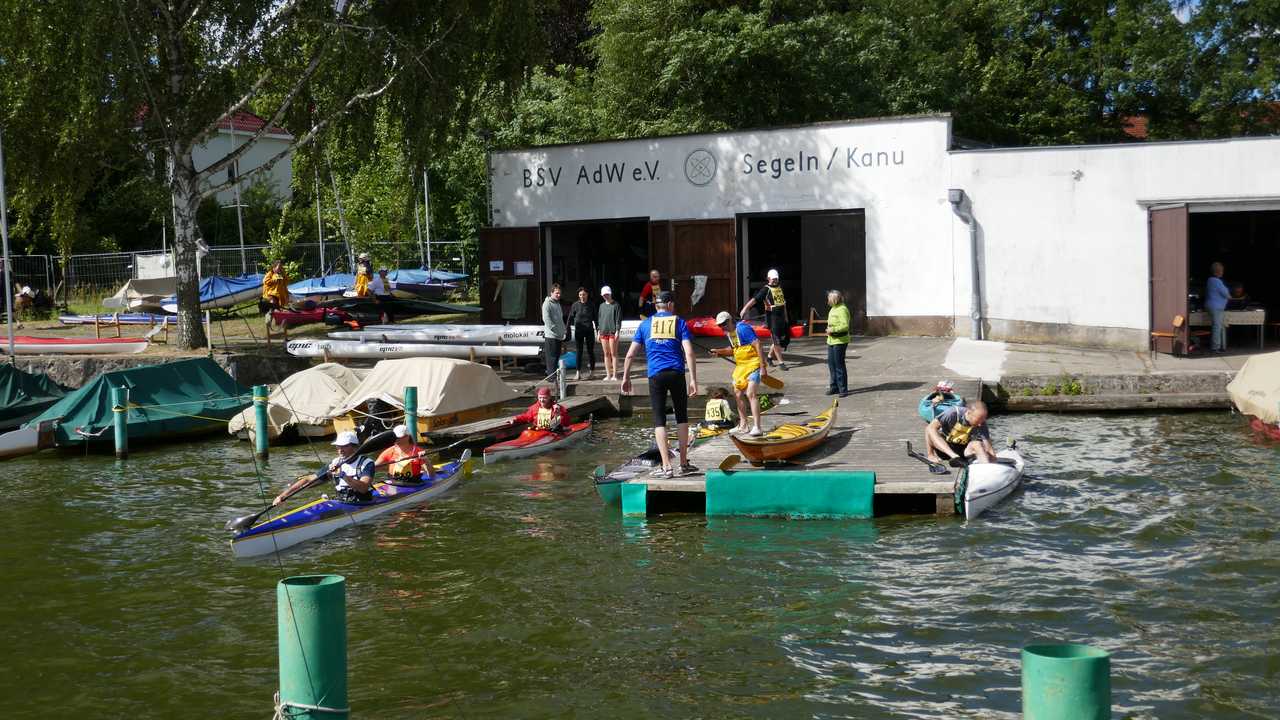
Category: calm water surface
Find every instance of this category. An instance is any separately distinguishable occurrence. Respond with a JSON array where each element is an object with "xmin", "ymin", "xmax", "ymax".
[{"xmin": 2, "ymin": 412, "xmax": 1278, "ymax": 718}]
